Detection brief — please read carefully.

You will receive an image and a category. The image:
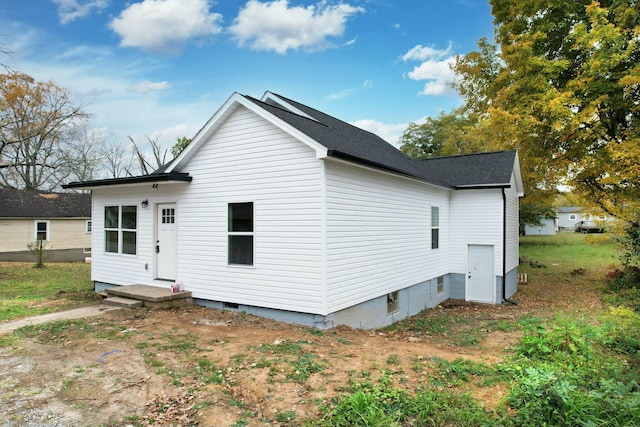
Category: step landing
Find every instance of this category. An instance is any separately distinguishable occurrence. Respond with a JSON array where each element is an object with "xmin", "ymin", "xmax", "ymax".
[{"xmin": 104, "ymin": 284, "xmax": 193, "ymax": 309}]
